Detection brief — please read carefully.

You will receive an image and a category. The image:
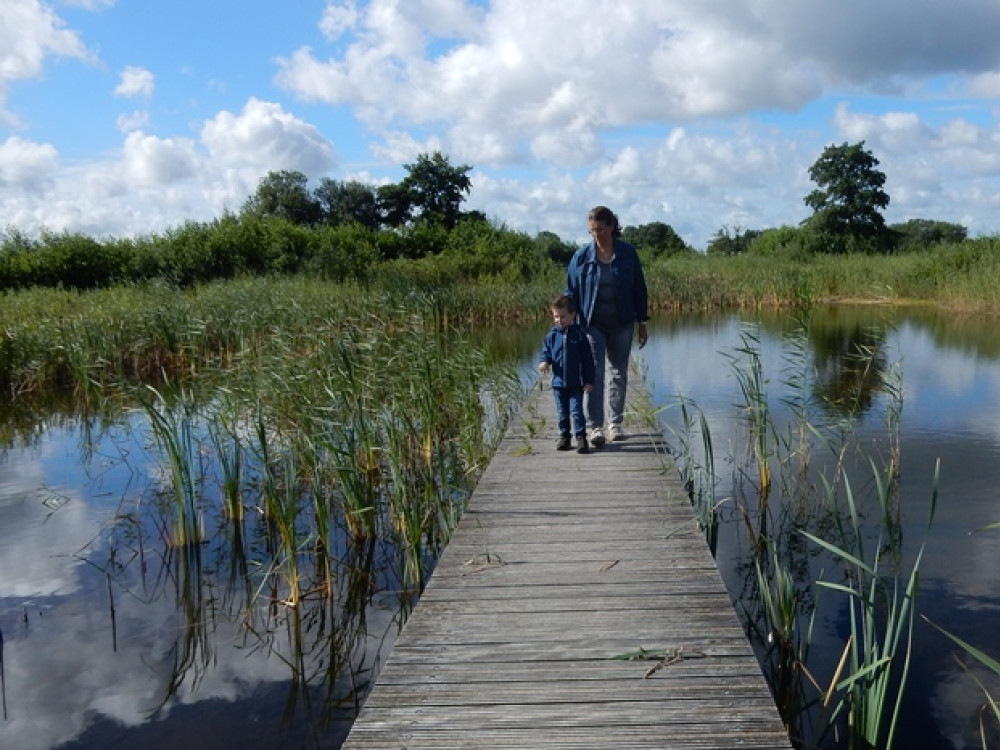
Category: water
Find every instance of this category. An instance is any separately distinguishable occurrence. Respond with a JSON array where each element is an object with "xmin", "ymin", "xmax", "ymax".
[
  {"xmin": 640, "ymin": 306, "xmax": 1000, "ymax": 749},
  {"xmin": 1, "ymin": 304, "xmax": 999, "ymax": 749}
]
